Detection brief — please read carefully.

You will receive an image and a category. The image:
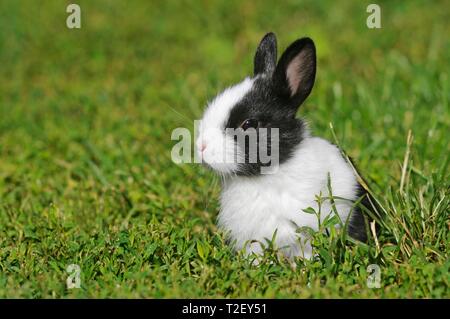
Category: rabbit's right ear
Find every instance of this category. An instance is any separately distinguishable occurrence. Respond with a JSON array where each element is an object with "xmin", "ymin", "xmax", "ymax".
[{"xmin": 254, "ymin": 32, "xmax": 277, "ymax": 76}]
